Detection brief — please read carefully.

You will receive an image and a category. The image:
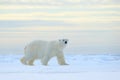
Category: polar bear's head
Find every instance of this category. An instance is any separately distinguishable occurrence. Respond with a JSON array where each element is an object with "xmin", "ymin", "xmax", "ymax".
[{"xmin": 58, "ymin": 39, "xmax": 68, "ymax": 48}]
